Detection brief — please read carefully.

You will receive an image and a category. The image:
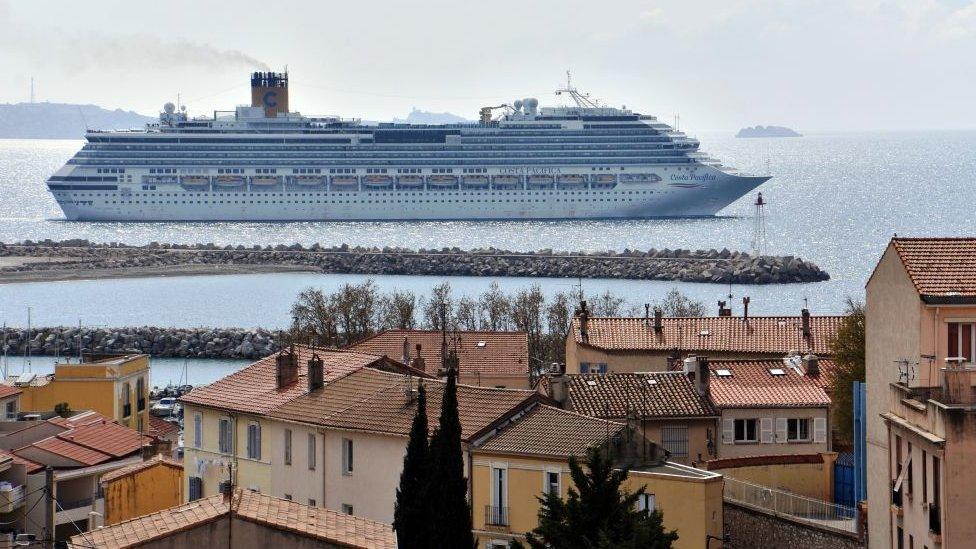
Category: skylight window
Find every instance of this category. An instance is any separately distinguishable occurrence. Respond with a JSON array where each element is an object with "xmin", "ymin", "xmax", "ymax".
[
  {"xmin": 699, "ymin": 330, "xmax": 711, "ymax": 336},
  {"xmin": 646, "ymin": 379, "xmax": 658, "ymax": 385},
  {"xmin": 476, "ymin": 341, "xmax": 487, "ymax": 347},
  {"xmin": 586, "ymin": 380, "xmax": 598, "ymax": 386},
  {"xmin": 715, "ymin": 369, "xmax": 732, "ymax": 377},
  {"xmin": 769, "ymin": 368, "xmax": 786, "ymax": 376}
]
